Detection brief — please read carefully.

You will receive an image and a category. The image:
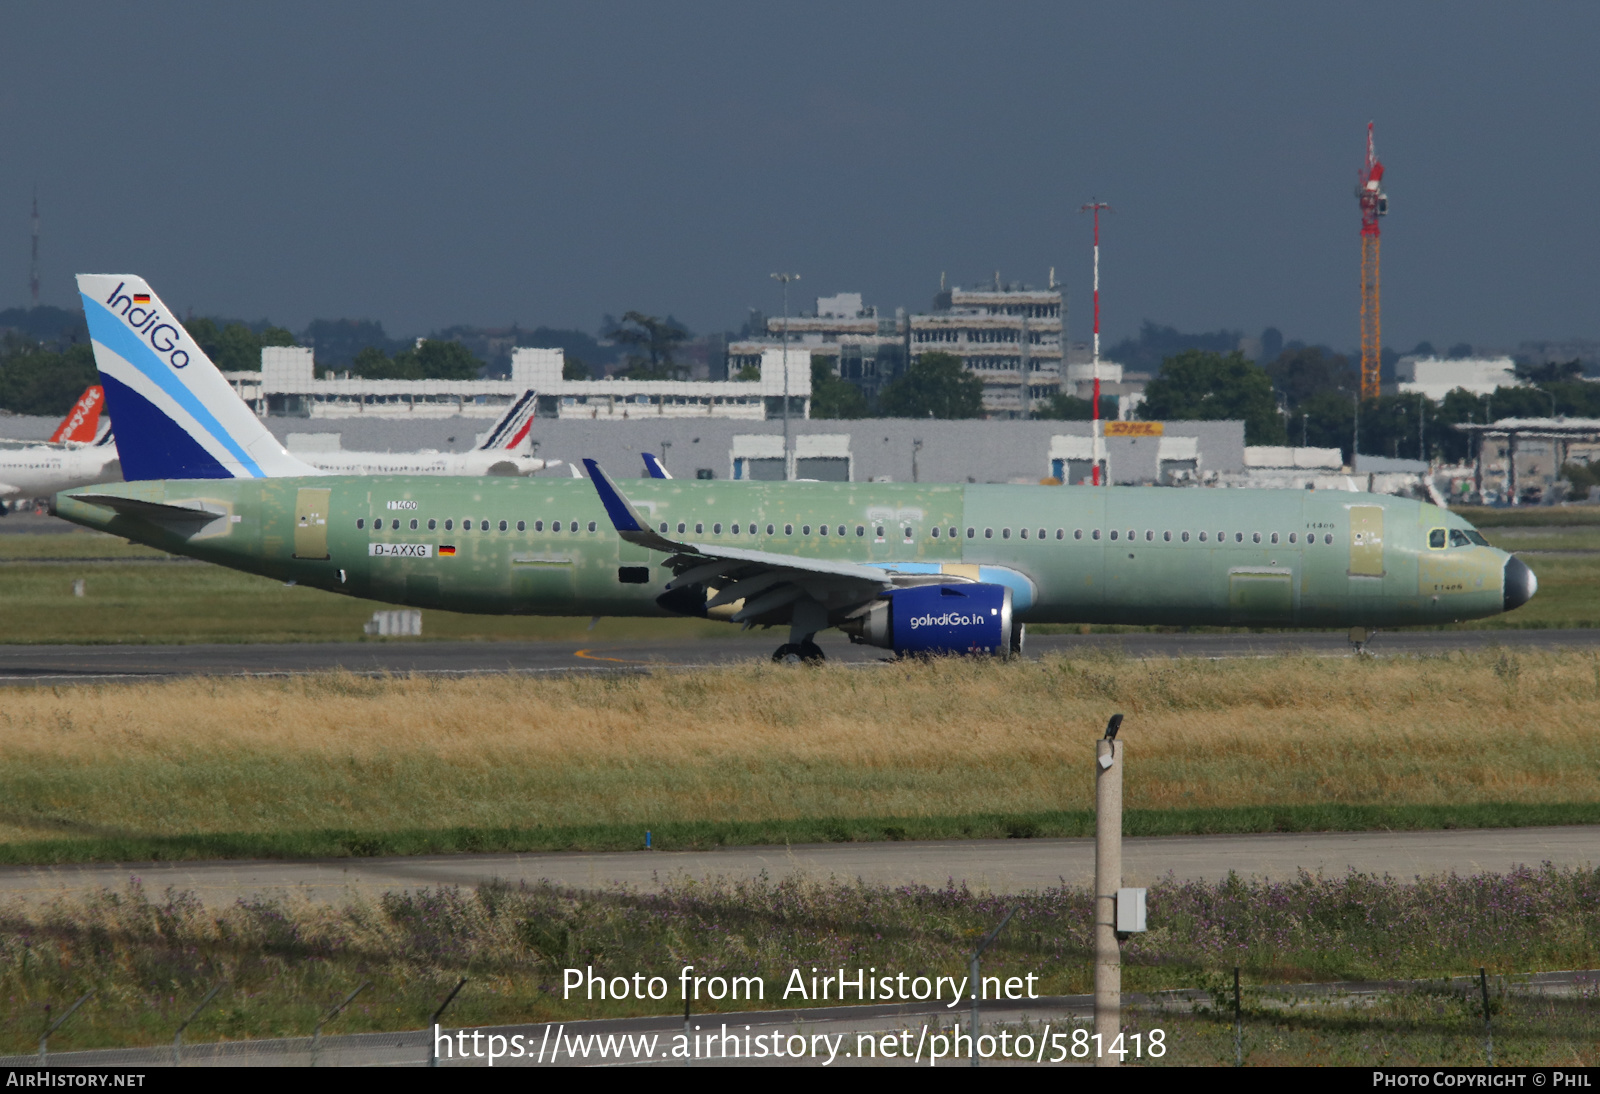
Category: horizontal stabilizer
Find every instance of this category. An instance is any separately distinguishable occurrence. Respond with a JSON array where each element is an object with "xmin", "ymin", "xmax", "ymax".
[{"xmin": 67, "ymin": 493, "xmax": 221, "ymax": 525}]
